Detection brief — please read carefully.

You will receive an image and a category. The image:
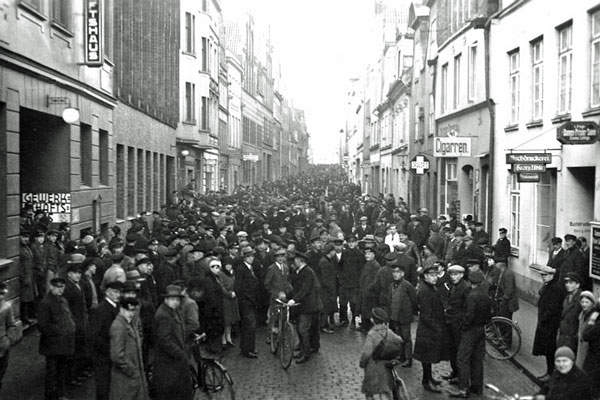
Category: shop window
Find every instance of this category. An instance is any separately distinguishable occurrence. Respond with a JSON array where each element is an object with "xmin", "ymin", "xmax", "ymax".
[
  {"xmin": 534, "ymin": 170, "xmax": 557, "ymax": 264},
  {"xmin": 116, "ymin": 145, "xmax": 125, "ymax": 219},
  {"xmin": 99, "ymin": 129, "xmax": 109, "ymax": 185},
  {"xmin": 510, "ymin": 174, "xmax": 521, "ymax": 248}
]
